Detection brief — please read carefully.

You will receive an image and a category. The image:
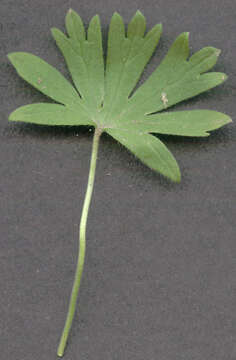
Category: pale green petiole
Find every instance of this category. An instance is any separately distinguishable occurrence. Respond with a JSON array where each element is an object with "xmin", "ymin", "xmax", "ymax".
[{"xmin": 57, "ymin": 127, "xmax": 102, "ymax": 357}]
